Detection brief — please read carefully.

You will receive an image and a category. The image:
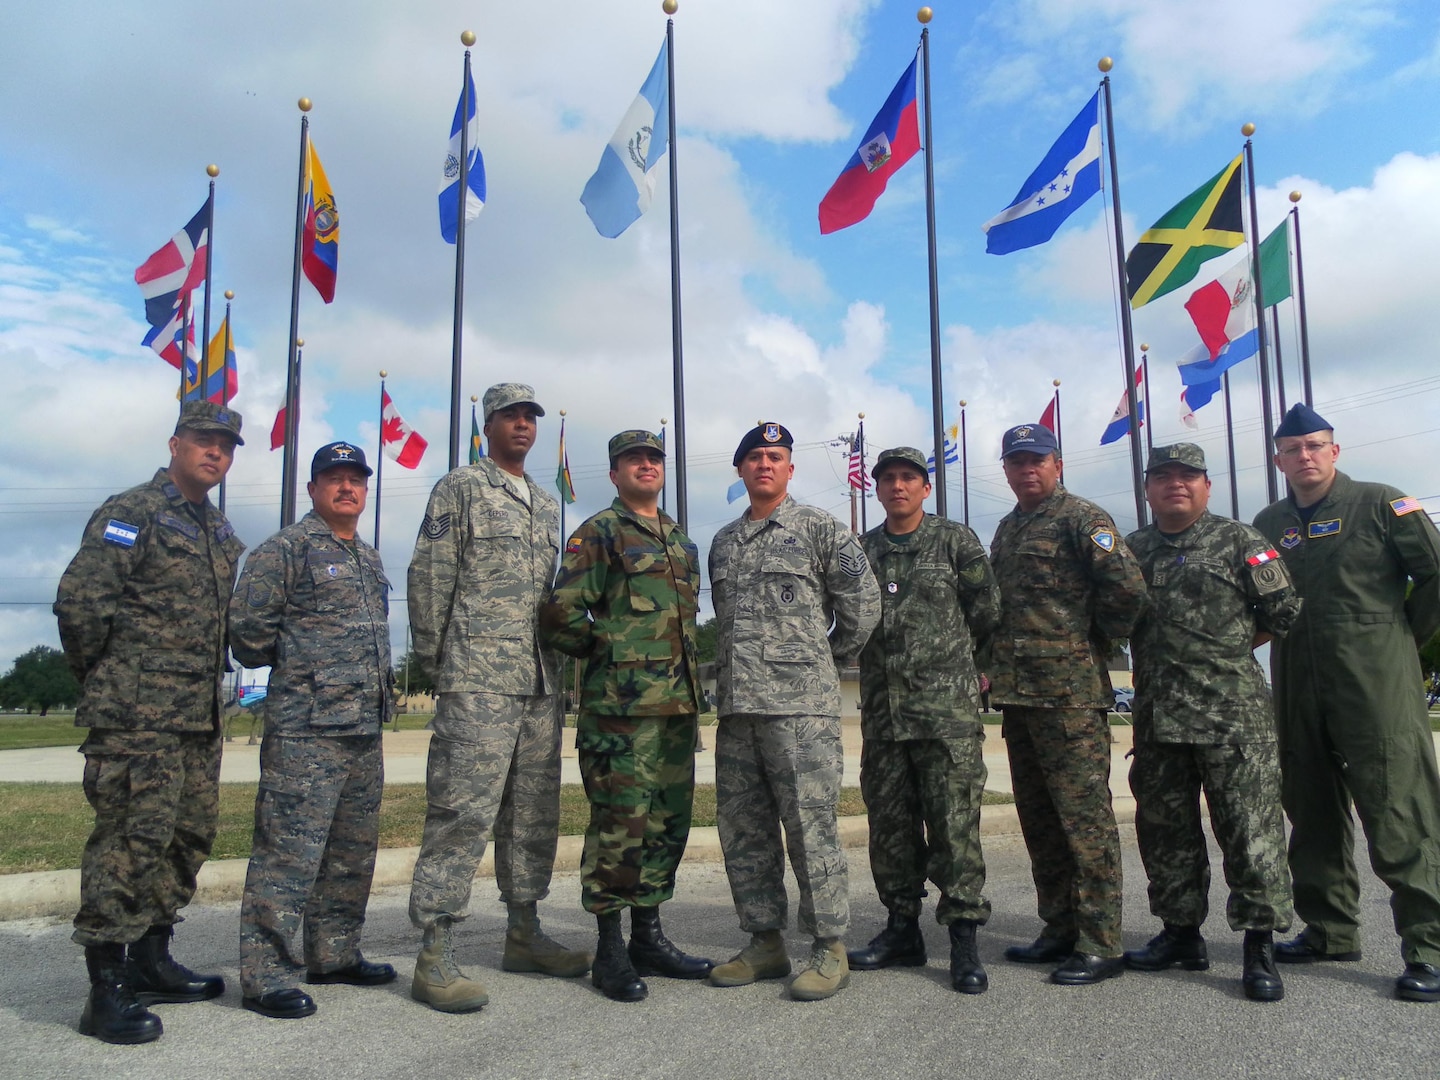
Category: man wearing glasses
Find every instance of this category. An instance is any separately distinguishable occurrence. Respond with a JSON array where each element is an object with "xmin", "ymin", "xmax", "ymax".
[{"xmin": 1255, "ymin": 402, "xmax": 1440, "ymax": 1003}]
